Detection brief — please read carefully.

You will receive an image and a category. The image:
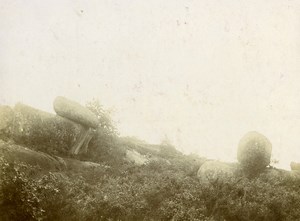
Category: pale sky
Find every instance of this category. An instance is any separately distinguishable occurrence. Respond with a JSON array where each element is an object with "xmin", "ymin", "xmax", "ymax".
[{"xmin": 1, "ymin": 0, "xmax": 300, "ymax": 169}]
